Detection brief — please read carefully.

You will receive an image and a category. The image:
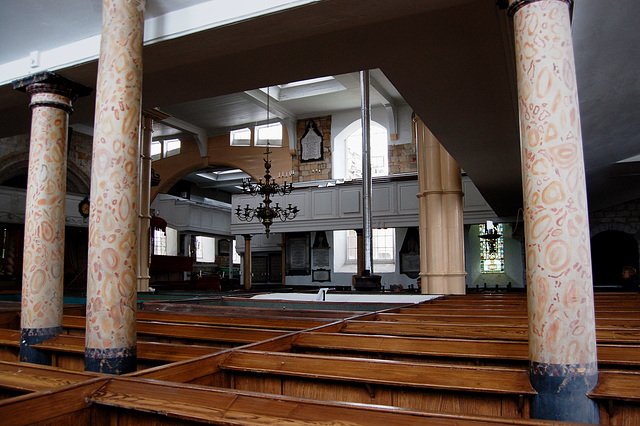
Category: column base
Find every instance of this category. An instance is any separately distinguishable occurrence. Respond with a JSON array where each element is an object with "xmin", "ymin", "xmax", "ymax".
[
  {"xmin": 530, "ymin": 362, "xmax": 599, "ymax": 424},
  {"xmin": 85, "ymin": 346, "xmax": 137, "ymax": 374},
  {"xmin": 20, "ymin": 326, "xmax": 62, "ymax": 365}
]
